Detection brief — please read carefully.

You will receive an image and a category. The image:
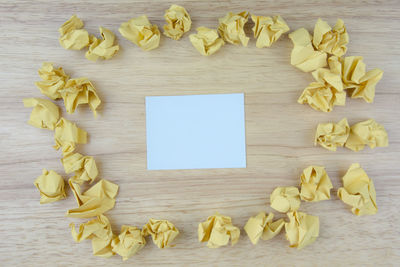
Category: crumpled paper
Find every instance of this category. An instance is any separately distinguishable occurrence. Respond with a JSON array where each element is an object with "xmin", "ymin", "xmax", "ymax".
[
  {"xmin": 337, "ymin": 163, "xmax": 377, "ymax": 216},
  {"xmin": 198, "ymin": 212, "xmax": 240, "ymax": 248},
  {"xmin": 313, "ymin": 18, "xmax": 349, "ymax": 57},
  {"xmin": 142, "ymin": 219, "xmax": 179, "ymax": 248},
  {"xmin": 300, "ymin": 166, "xmax": 333, "ymax": 202},
  {"xmin": 61, "ymin": 152, "xmax": 98, "ymax": 184},
  {"xmin": 351, "ymin": 69, "xmax": 384, "ymax": 103},
  {"xmin": 163, "ymin": 4, "xmax": 191, "ymax": 40},
  {"xmin": 85, "ymin": 27, "xmax": 119, "ymax": 61},
  {"xmin": 67, "ymin": 179, "xmax": 119, "ymax": 218},
  {"xmin": 23, "ymin": 98, "xmax": 60, "ymax": 130},
  {"xmin": 270, "ymin": 186, "xmax": 301, "ymax": 213},
  {"xmin": 59, "ymin": 15, "xmax": 90, "ymax": 50},
  {"xmin": 60, "ymin": 77, "xmax": 101, "ymax": 115},
  {"xmin": 338, "ymin": 56, "xmax": 383, "ymax": 103},
  {"xmin": 60, "ymin": 77, "xmax": 101, "ymax": 116},
  {"xmin": 53, "ymin": 118, "xmax": 87, "ymax": 153},
  {"xmin": 112, "ymin": 225, "xmax": 146, "ymax": 260},
  {"xmin": 33, "ymin": 169, "xmax": 66, "ymax": 204},
  {"xmin": 35, "ymin": 62, "xmax": 68, "ymax": 100},
  {"xmin": 70, "ymin": 214, "xmax": 115, "ymax": 258},
  {"xmin": 251, "ymin": 14, "xmax": 290, "ymax": 48},
  {"xmin": 345, "ymin": 119, "xmax": 388, "ymax": 151},
  {"xmin": 189, "ymin": 27, "xmax": 225, "ymax": 56},
  {"xmin": 298, "ymin": 67, "xmax": 346, "ymax": 112},
  {"xmin": 288, "ymin": 28, "xmax": 327, "ymax": 72},
  {"xmin": 314, "ymin": 118, "xmax": 350, "ymax": 151},
  {"xmin": 285, "ymin": 211, "xmax": 319, "ymax": 249},
  {"xmin": 119, "ymin": 15, "xmax": 160, "ymax": 51},
  {"xmin": 244, "ymin": 212, "xmax": 284, "ymax": 245},
  {"xmin": 218, "ymin": 11, "xmax": 249, "ymax": 46}
]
